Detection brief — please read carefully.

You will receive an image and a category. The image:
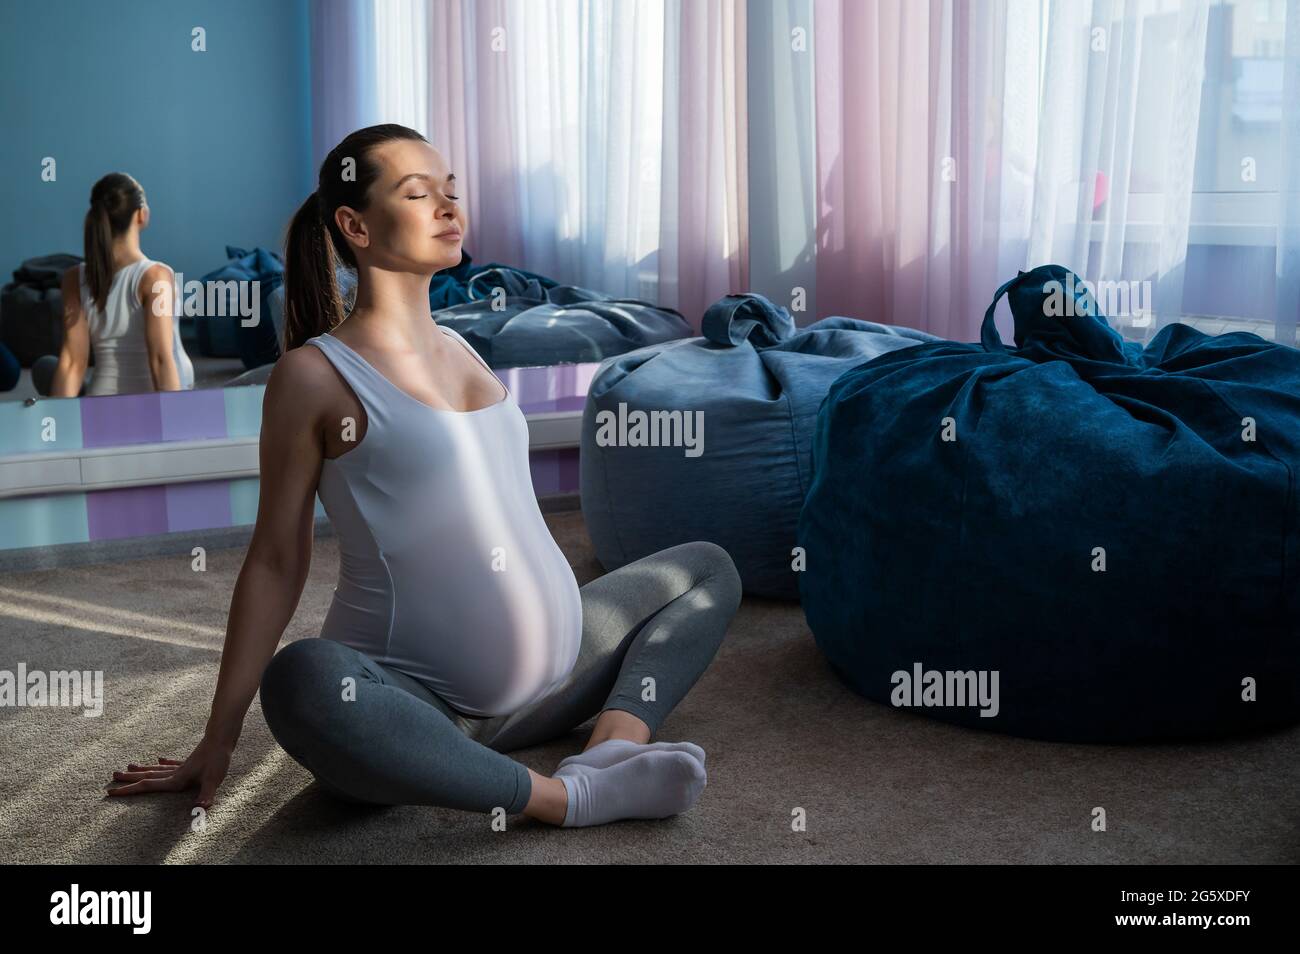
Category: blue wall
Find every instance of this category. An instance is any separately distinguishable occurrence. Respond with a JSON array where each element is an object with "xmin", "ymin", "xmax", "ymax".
[{"xmin": 0, "ymin": 0, "xmax": 311, "ymax": 283}]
